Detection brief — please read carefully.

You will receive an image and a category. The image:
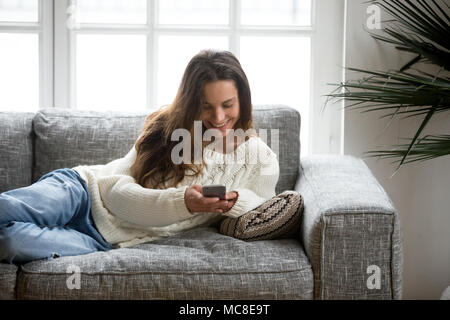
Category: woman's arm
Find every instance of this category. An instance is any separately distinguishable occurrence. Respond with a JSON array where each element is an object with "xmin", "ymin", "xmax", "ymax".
[
  {"xmin": 90, "ymin": 146, "xmax": 193, "ymax": 228},
  {"xmin": 98, "ymin": 174, "xmax": 193, "ymax": 228}
]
